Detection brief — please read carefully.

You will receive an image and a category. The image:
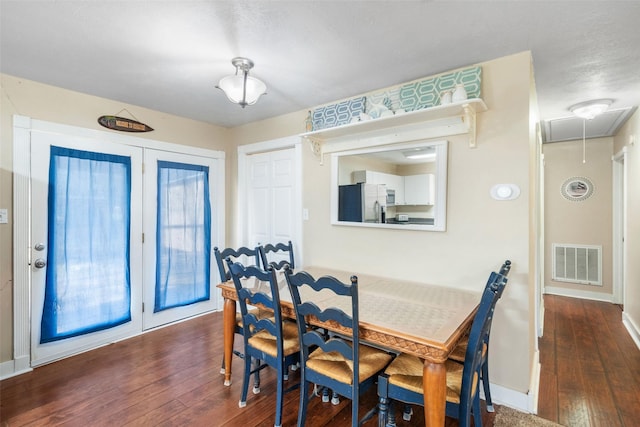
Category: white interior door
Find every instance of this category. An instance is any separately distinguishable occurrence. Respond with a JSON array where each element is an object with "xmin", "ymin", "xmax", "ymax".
[
  {"xmin": 142, "ymin": 149, "xmax": 221, "ymax": 329},
  {"xmin": 30, "ymin": 130, "xmax": 143, "ymax": 366},
  {"xmin": 247, "ymin": 148, "xmax": 296, "ymax": 258}
]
